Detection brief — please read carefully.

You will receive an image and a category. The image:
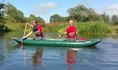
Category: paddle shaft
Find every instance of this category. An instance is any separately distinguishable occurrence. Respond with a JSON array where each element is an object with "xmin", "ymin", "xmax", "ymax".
[
  {"xmin": 23, "ymin": 23, "xmax": 27, "ymax": 36},
  {"xmin": 21, "ymin": 23, "xmax": 27, "ymax": 46}
]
